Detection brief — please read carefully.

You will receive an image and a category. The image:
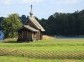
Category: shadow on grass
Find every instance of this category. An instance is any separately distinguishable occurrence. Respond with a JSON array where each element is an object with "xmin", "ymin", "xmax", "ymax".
[
  {"xmin": 3, "ymin": 40, "xmax": 32, "ymax": 43},
  {"xmin": 3, "ymin": 40, "xmax": 19, "ymax": 43}
]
